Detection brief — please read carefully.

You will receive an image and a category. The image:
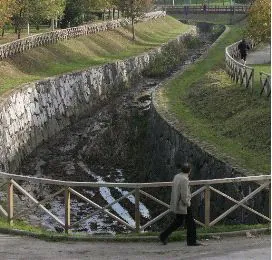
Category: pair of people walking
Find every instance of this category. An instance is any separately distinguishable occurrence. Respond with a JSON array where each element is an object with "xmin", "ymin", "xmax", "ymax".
[{"xmin": 159, "ymin": 162, "xmax": 203, "ymax": 246}]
